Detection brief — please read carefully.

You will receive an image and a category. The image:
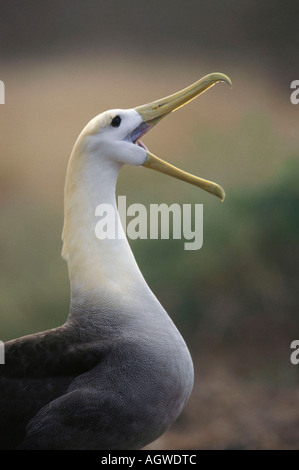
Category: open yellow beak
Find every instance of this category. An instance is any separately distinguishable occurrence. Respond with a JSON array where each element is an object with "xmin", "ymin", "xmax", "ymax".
[{"xmin": 135, "ymin": 72, "xmax": 231, "ymax": 202}]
